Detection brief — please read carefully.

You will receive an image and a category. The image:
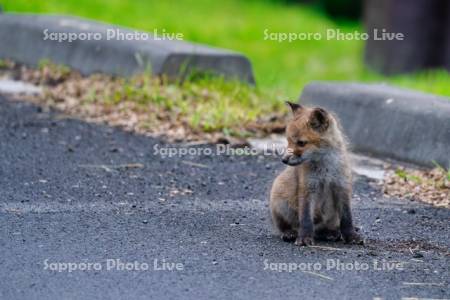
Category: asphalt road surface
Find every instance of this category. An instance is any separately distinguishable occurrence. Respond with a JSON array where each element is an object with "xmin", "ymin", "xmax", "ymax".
[{"xmin": 0, "ymin": 95, "xmax": 449, "ymax": 299}]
